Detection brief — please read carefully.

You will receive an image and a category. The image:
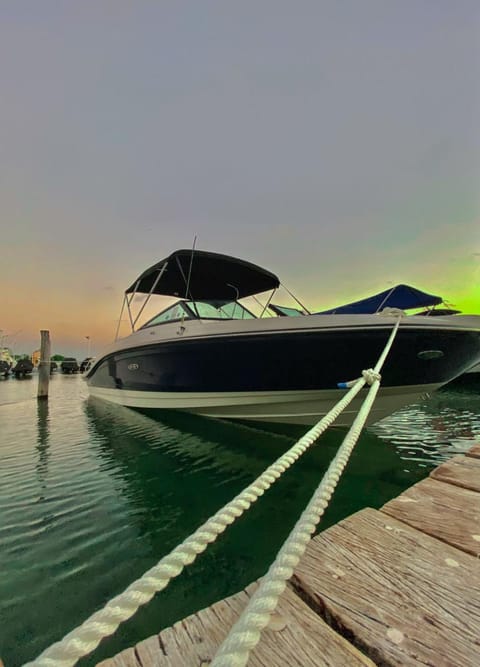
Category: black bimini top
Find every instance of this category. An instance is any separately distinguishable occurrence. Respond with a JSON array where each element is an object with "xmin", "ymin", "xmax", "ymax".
[{"xmin": 125, "ymin": 249, "xmax": 280, "ymax": 300}]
